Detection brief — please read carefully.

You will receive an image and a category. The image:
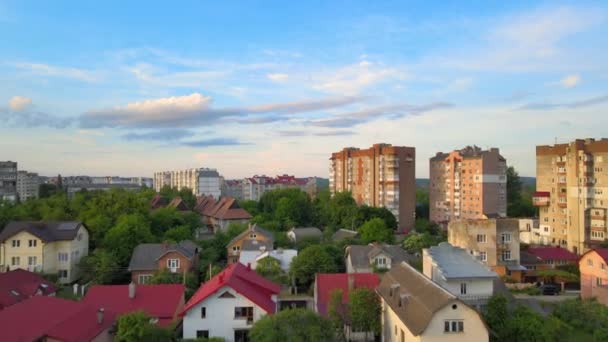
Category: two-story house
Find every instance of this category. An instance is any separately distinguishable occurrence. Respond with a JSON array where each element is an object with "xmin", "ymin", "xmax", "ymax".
[
  {"xmin": 377, "ymin": 262, "xmax": 489, "ymax": 342},
  {"xmin": 195, "ymin": 196, "xmax": 252, "ymax": 234},
  {"xmin": 226, "ymin": 224, "xmax": 273, "ymax": 264},
  {"xmin": 181, "ymin": 262, "xmax": 280, "ymax": 341},
  {"xmin": 579, "ymin": 249, "xmax": 608, "ymax": 305},
  {"xmin": 423, "ymin": 242, "xmax": 497, "ymax": 310},
  {"xmin": 345, "ymin": 243, "xmax": 415, "ymax": 273},
  {"xmin": 0, "ymin": 221, "xmax": 89, "ymax": 283},
  {"xmin": 128, "ymin": 241, "xmax": 199, "ymax": 284}
]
